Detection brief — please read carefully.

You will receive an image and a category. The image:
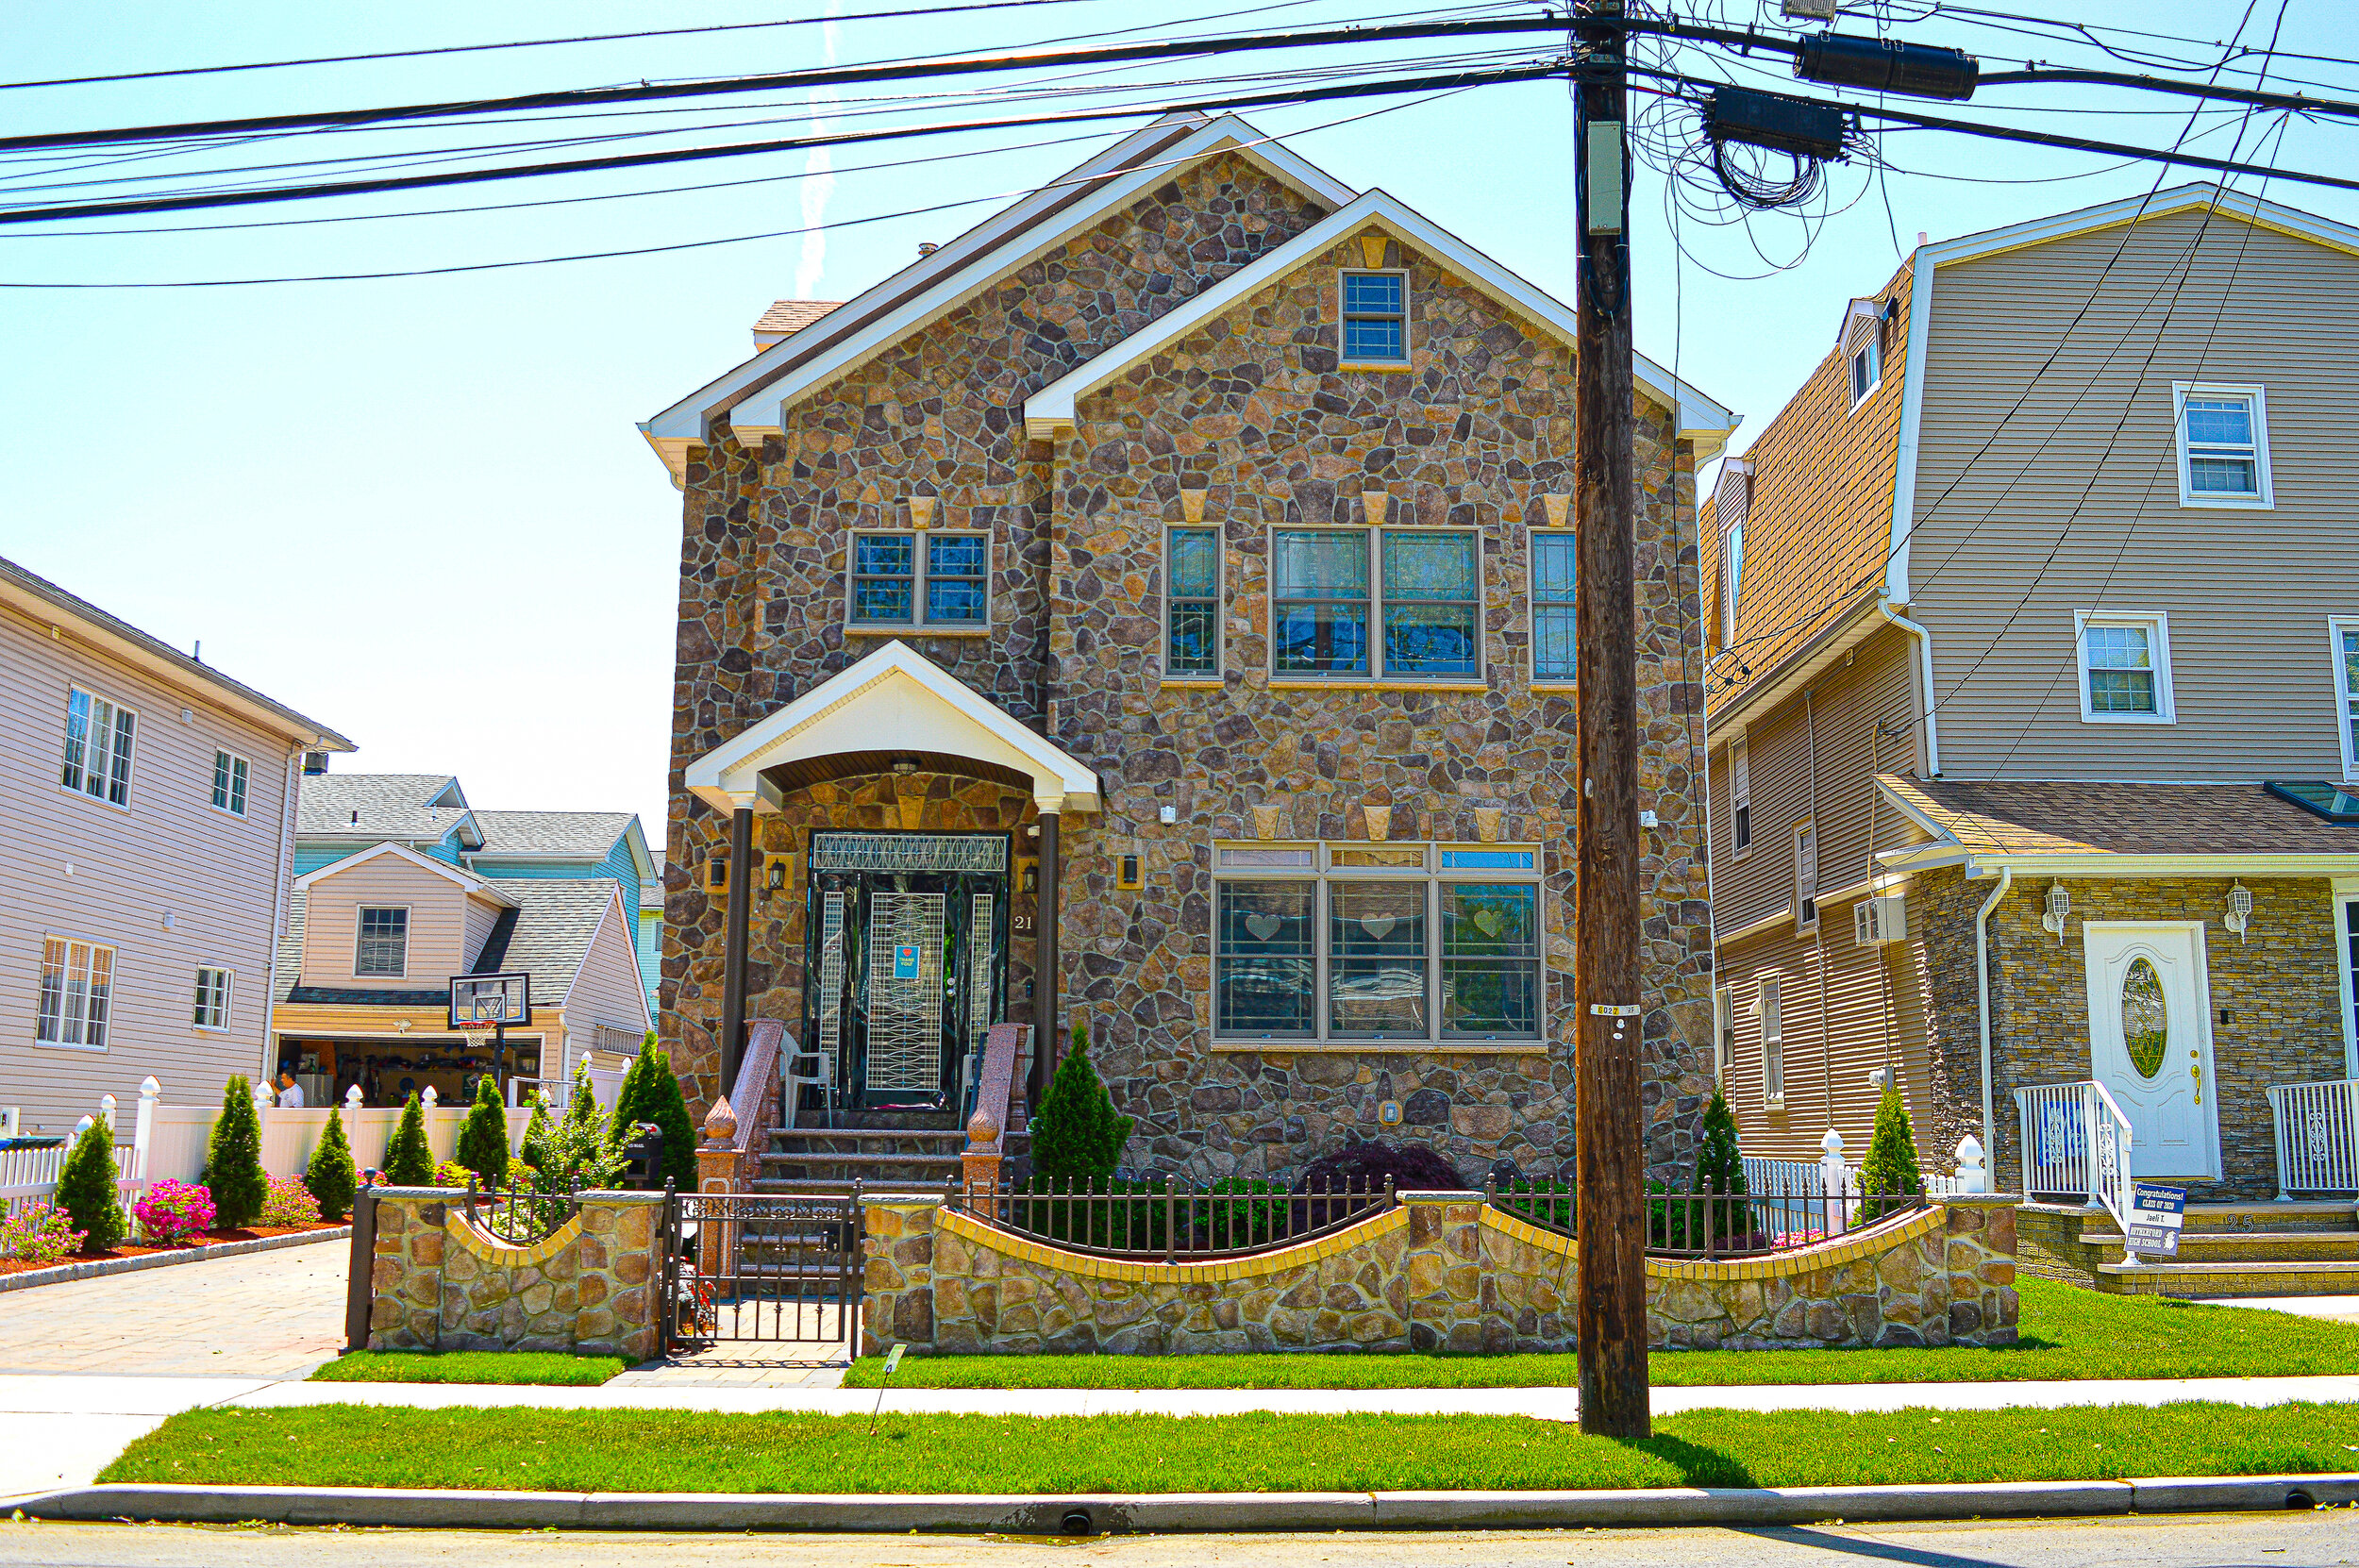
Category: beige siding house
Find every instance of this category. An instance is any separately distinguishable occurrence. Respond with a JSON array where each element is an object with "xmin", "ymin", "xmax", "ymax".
[
  {"xmin": 0, "ymin": 556, "xmax": 352, "ymax": 1131},
  {"xmin": 1703, "ymin": 185, "xmax": 2359, "ymax": 1265}
]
